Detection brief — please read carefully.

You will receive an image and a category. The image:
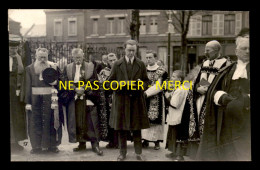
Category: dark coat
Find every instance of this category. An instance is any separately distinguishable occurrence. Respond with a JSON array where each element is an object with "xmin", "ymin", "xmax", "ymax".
[
  {"xmin": 108, "ymin": 57, "xmax": 150, "ymax": 130},
  {"xmin": 10, "ymin": 56, "xmax": 27, "ymax": 143},
  {"xmin": 196, "ymin": 60, "xmax": 250, "ymax": 160},
  {"xmin": 62, "ymin": 61, "xmax": 101, "ymax": 143}
]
